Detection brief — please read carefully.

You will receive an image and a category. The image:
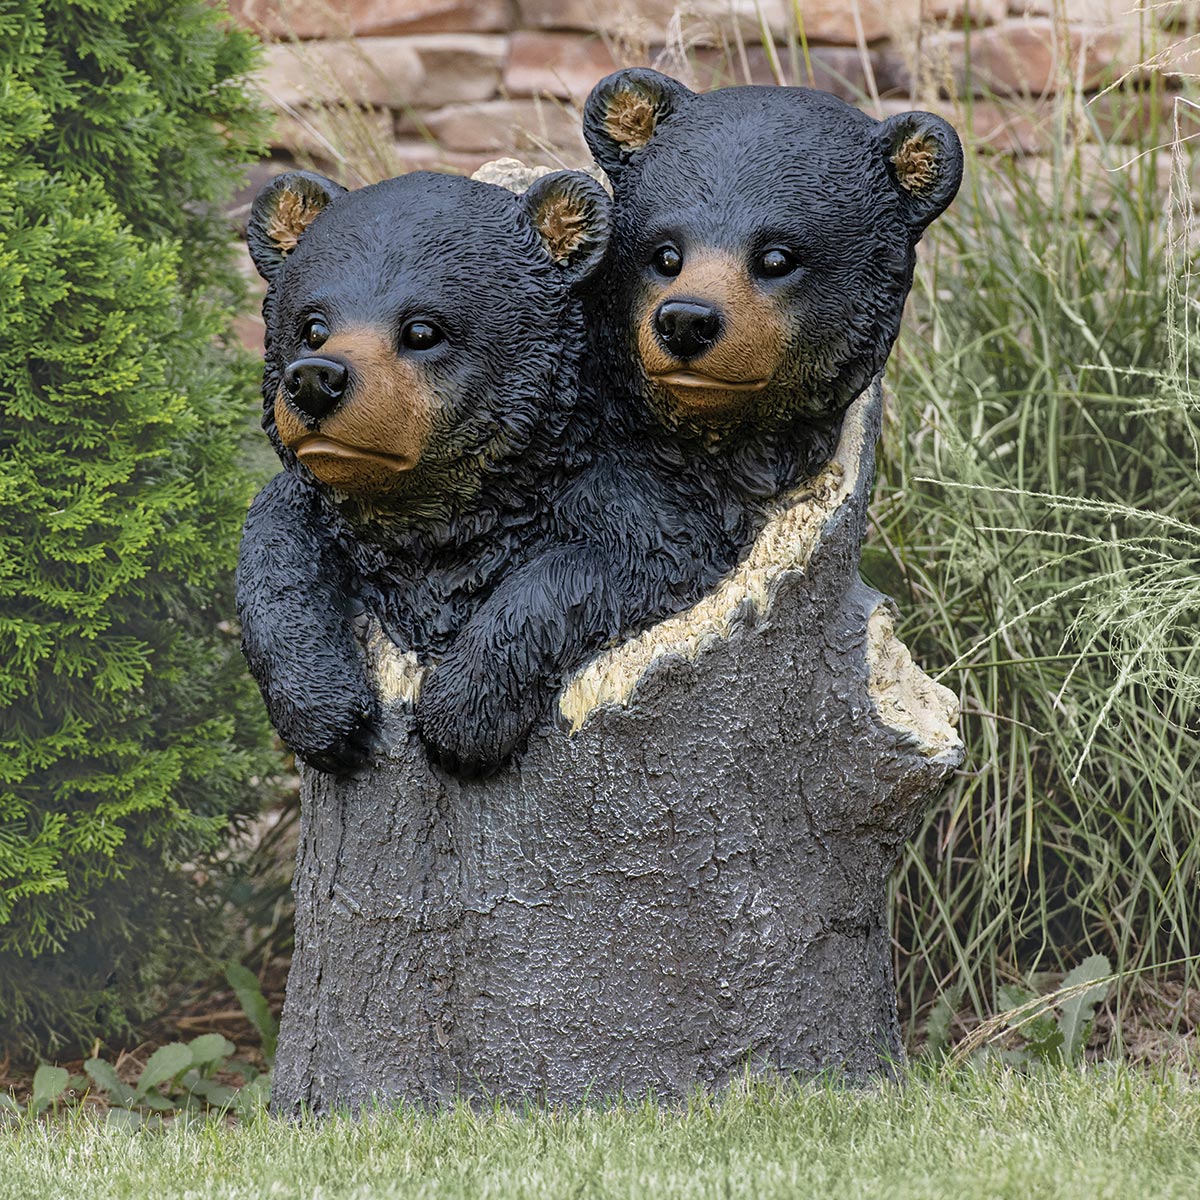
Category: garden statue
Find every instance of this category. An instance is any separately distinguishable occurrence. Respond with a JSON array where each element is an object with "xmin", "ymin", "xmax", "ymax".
[
  {"xmin": 237, "ymin": 167, "xmax": 612, "ymax": 776},
  {"xmin": 236, "ymin": 73, "xmax": 966, "ymax": 1113}
]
